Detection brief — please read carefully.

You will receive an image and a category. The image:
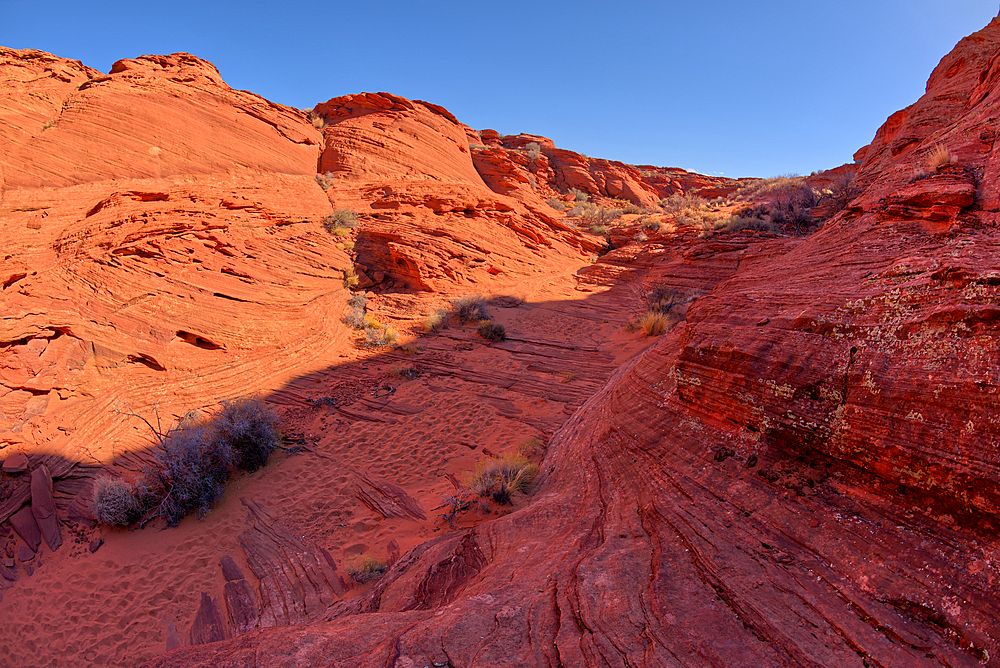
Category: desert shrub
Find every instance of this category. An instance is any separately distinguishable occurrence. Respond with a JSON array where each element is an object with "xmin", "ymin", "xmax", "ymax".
[
  {"xmin": 423, "ymin": 309, "xmax": 449, "ymax": 332},
  {"xmin": 309, "ymin": 112, "xmax": 327, "ymax": 130},
  {"xmin": 546, "ymin": 197, "xmax": 567, "ymax": 211},
  {"xmin": 477, "ymin": 320, "xmax": 506, "ymax": 342},
  {"xmin": 714, "ymin": 216, "xmax": 777, "ymax": 234},
  {"xmin": 323, "ymin": 209, "xmax": 359, "ymax": 235},
  {"xmin": 155, "ymin": 420, "xmax": 234, "ymax": 525},
  {"xmin": 314, "ymin": 174, "xmax": 331, "ymax": 191},
  {"xmin": 97, "ymin": 397, "xmax": 283, "ymax": 528},
  {"xmin": 643, "ymin": 218, "xmax": 661, "ymax": 231},
  {"xmin": 347, "ymin": 555, "xmax": 388, "ymax": 584},
  {"xmin": 633, "ymin": 230, "xmax": 648, "ymax": 243},
  {"xmin": 589, "ymin": 224, "xmax": 608, "ymax": 235},
  {"xmin": 568, "ymin": 188, "xmax": 589, "ymax": 202},
  {"xmin": 624, "ymin": 203, "xmax": 654, "ymax": 215},
  {"xmin": 451, "ymin": 295, "xmax": 489, "ymax": 323},
  {"xmin": 364, "ymin": 324, "xmax": 398, "ymax": 348},
  {"xmin": 92, "ymin": 476, "xmax": 142, "ymax": 527},
  {"xmin": 524, "ymin": 142, "xmax": 541, "ymax": 160},
  {"xmin": 468, "ymin": 453, "xmax": 539, "ymax": 505},
  {"xmin": 342, "ymin": 294, "xmax": 369, "ymax": 329},
  {"xmin": 343, "ymin": 266, "xmax": 359, "ymax": 289},
  {"xmin": 567, "ymin": 202, "xmax": 597, "ymax": 218},
  {"xmin": 439, "ymin": 491, "xmax": 476, "ymax": 528},
  {"xmin": 660, "ymin": 193, "xmax": 710, "ymax": 213},
  {"xmin": 212, "ymin": 397, "xmax": 281, "ymax": 473},
  {"xmin": 643, "ymin": 285, "xmax": 703, "ymax": 315}
]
